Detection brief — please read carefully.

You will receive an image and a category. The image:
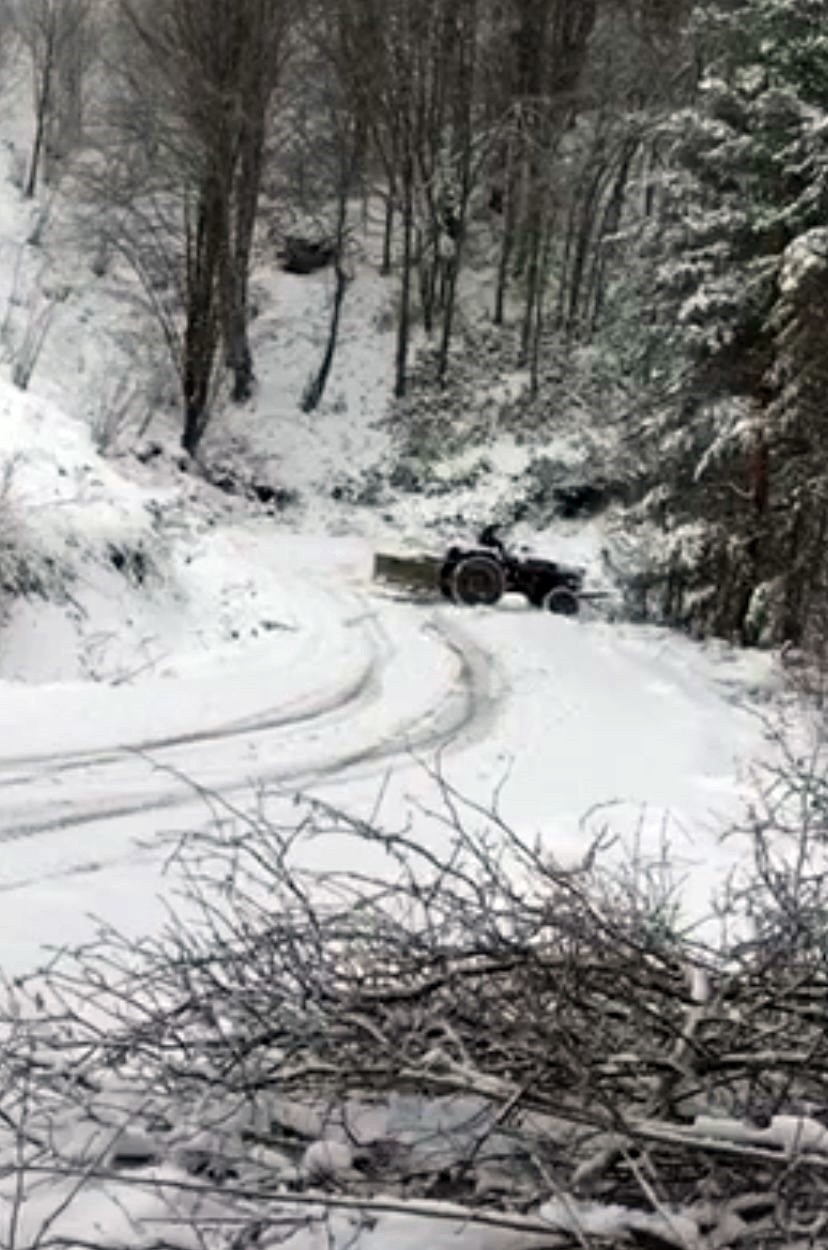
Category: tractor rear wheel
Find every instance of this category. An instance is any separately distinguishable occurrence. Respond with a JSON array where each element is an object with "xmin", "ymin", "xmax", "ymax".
[{"xmin": 450, "ymin": 555, "xmax": 505, "ymax": 606}]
